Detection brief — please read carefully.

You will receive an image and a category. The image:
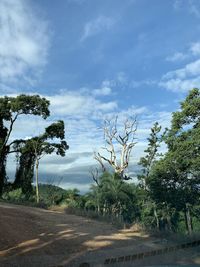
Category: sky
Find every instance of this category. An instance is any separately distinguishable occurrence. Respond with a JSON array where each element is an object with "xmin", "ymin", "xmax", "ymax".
[{"xmin": 1, "ymin": 0, "xmax": 200, "ymax": 192}]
